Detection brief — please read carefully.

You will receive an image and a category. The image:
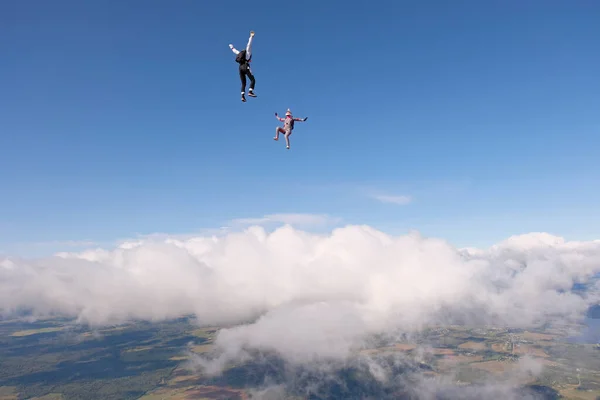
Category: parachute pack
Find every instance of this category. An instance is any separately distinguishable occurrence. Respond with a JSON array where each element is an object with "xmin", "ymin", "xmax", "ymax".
[{"xmin": 235, "ymin": 49, "xmax": 250, "ymax": 64}]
